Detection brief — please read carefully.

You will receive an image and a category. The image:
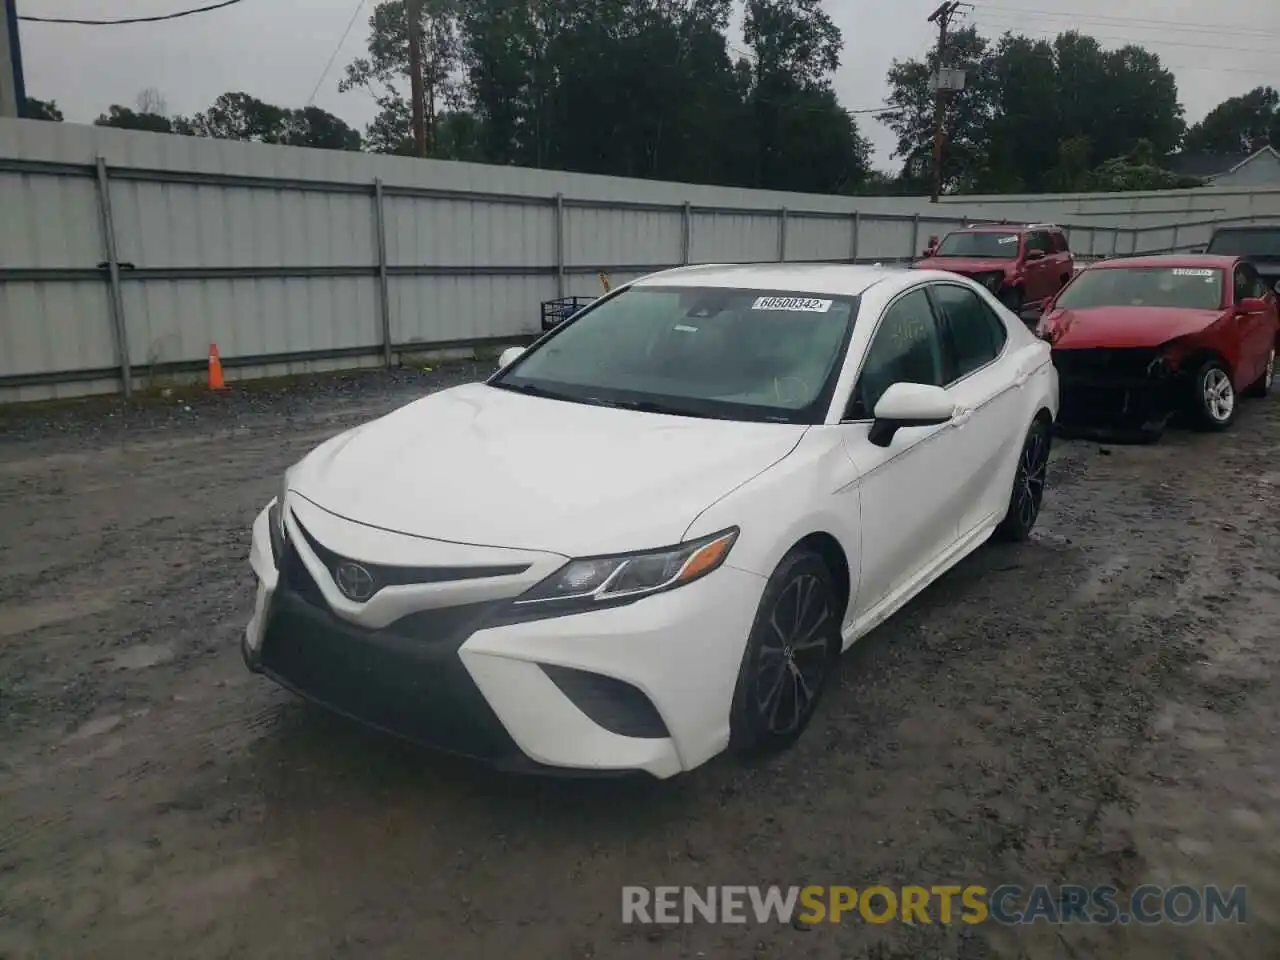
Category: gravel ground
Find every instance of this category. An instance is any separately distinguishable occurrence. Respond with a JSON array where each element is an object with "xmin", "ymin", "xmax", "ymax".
[{"xmin": 1, "ymin": 365, "xmax": 1278, "ymax": 959}]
